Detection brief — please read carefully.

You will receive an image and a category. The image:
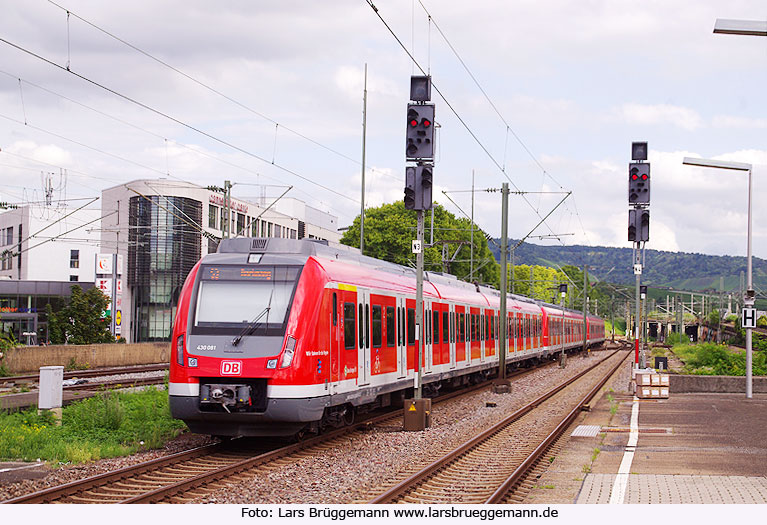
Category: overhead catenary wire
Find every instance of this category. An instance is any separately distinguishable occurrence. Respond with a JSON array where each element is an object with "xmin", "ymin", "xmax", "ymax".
[
  {"xmin": 0, "ymin": 70, "xmax": 347, "ymax": 218},
  {"xmin": 0, "ymin": 36, "xmax": 359, "ymax": 205},
  {"xmin": 44, "ymin": 0, "xmax": 400, "ymax": 184},
  {"xmin": 363, "ymin": 1, "xmax": 570, "ymax": 244}
]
